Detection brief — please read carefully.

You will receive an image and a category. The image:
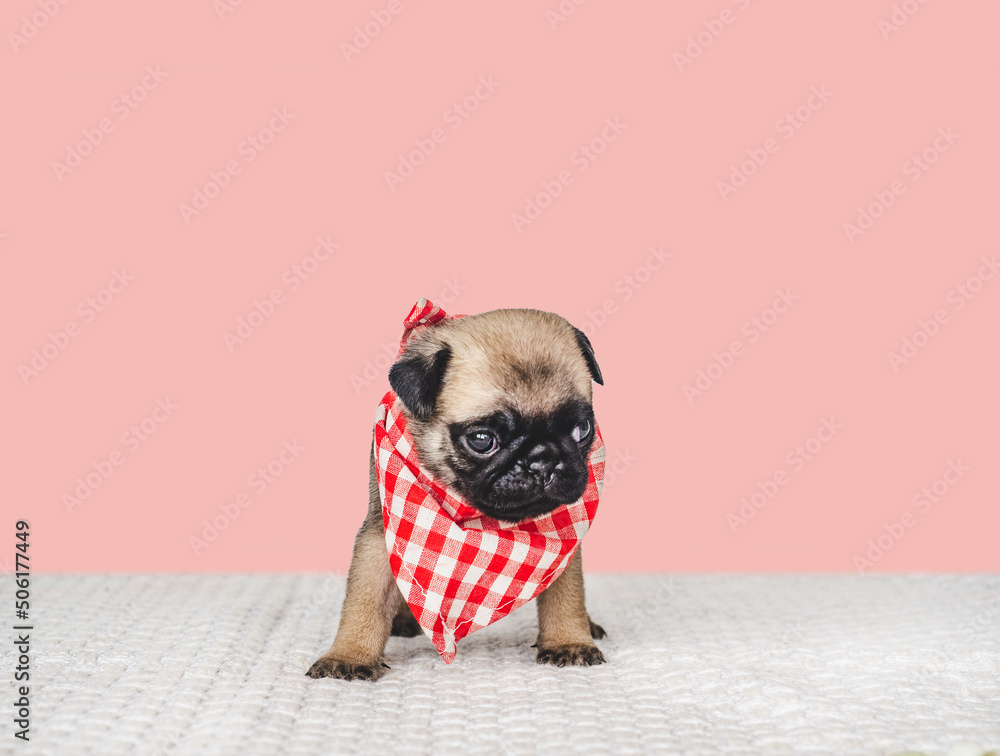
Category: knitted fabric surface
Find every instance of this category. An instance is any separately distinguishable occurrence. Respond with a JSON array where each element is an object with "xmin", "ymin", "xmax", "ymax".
[
  {"xmin": 16, "ymin": 574, "xmax": 1000, "ymax": 756},
  {"xmin": 375, "ymin": 299, "xmax": 605, "ymax": 662}
]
